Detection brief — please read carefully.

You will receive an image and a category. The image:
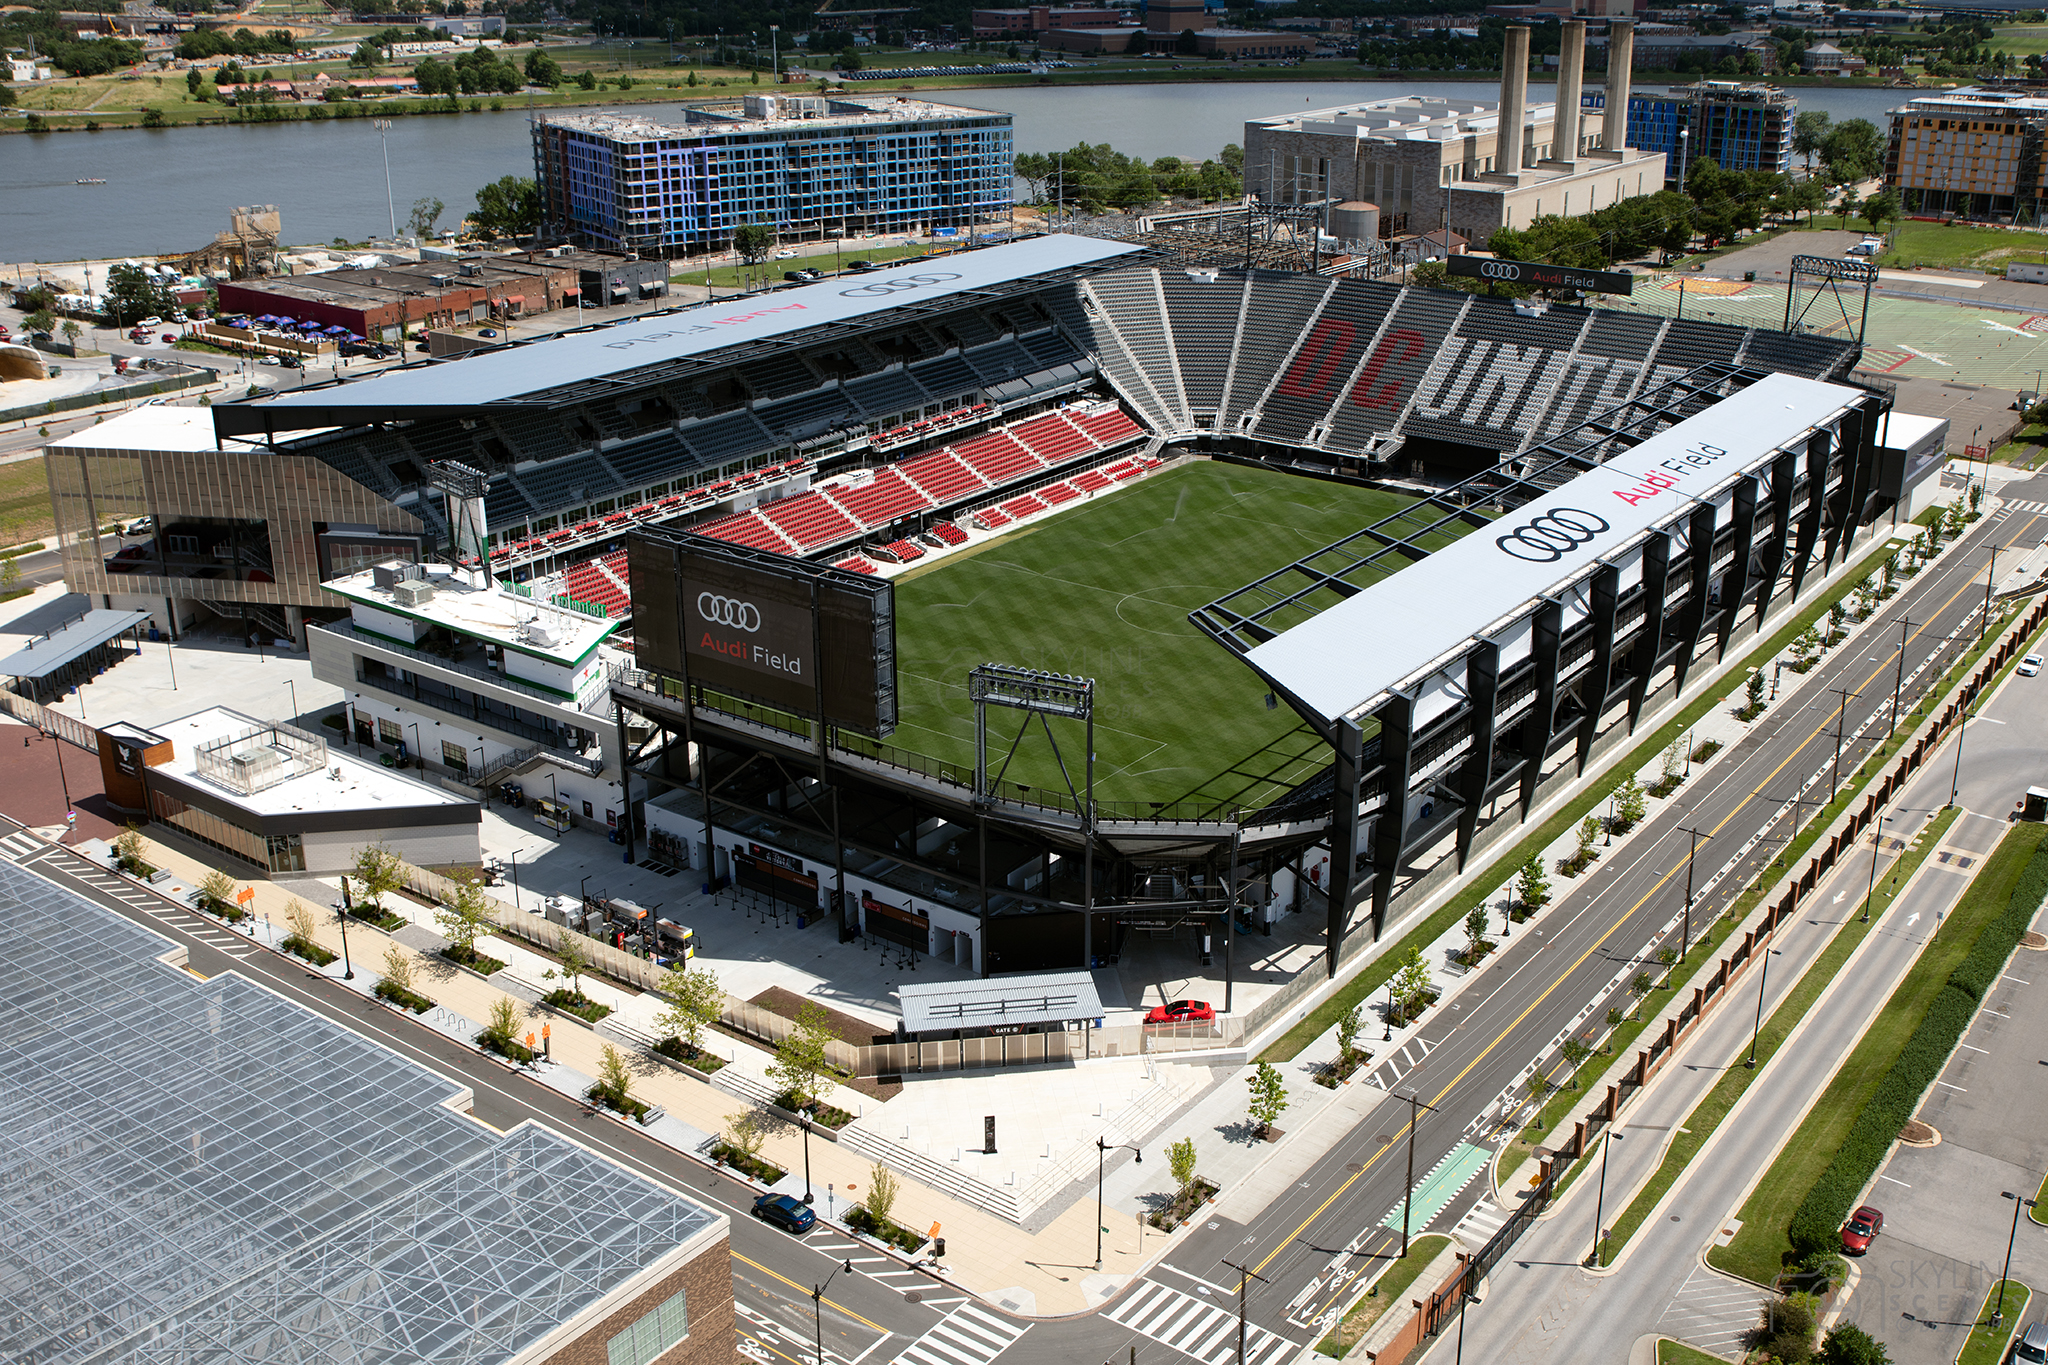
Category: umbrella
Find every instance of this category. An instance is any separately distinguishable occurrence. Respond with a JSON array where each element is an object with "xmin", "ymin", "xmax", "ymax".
[
  {"xmin": 227, "ymin": 318, "xmax": 250, "ymax": 328},
  {"xmin": 323, "ymin": 324, "xmax": 348, "ymax": 335},
  {"xmin": 299, "ymin": 320, "xmax": 324, "ymax": 331},
  {"xmin": 273, "ymin": 317, "xmax": 296, "ymax": 329}
]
